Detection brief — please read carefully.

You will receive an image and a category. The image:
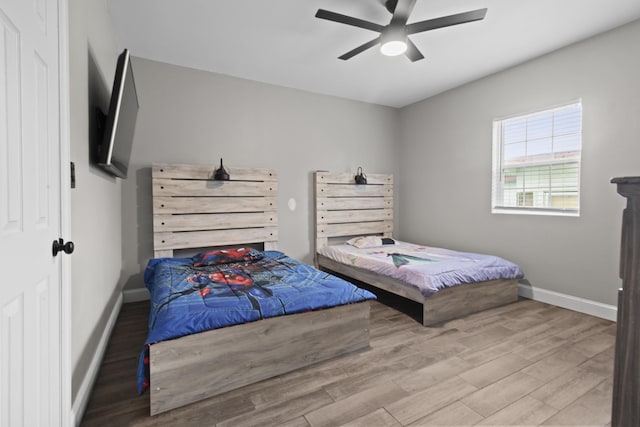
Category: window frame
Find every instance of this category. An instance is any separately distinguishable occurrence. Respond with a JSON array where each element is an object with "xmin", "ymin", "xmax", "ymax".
[{"xmin": 491, "ymin": 101, "xmax": 582, "ymax": 217}]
